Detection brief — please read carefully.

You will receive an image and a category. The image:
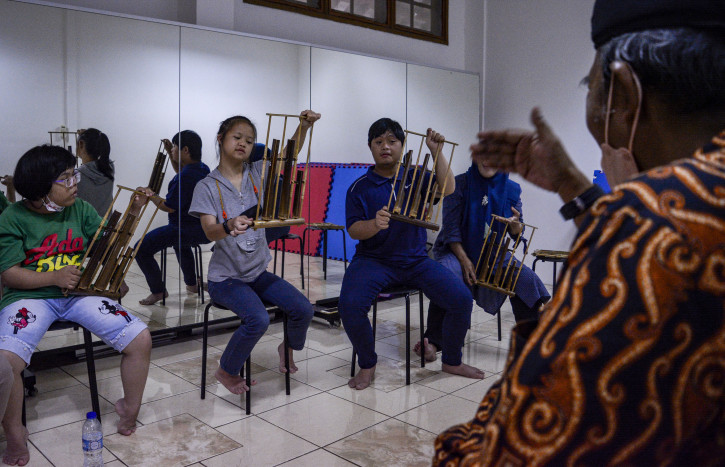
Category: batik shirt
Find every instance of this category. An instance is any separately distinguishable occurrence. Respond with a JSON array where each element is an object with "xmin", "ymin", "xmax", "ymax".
[
  {"xmin": 434, "ymin": 130, "xmax": 725, "ymax": 466},
  {"xmin": 0, "ymin": 199, "xmax": 101, "ymax": 309}
]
